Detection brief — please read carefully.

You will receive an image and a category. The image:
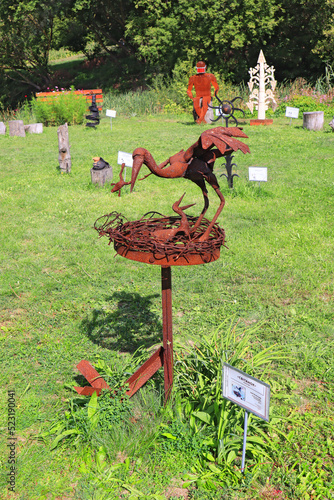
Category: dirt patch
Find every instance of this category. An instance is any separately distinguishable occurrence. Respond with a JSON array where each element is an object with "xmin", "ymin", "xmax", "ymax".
[{"xmin": 165, "ymin": 484, "xmax": 189, "ymax": 499}]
